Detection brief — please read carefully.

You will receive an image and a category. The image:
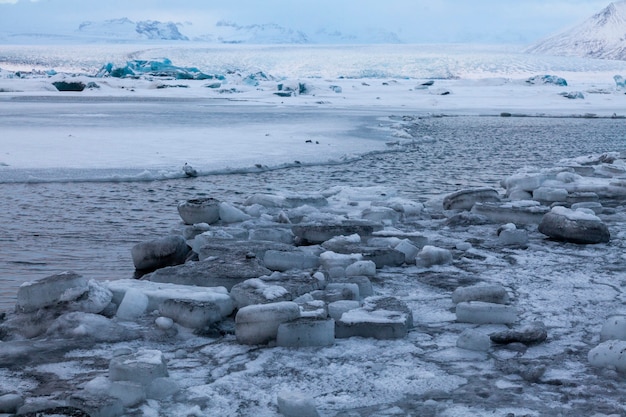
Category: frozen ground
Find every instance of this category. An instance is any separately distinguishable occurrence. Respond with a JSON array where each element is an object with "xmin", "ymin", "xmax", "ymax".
[{"xmin": 1, "ymin": 45, "xmax": 626, "ymax": 416}]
